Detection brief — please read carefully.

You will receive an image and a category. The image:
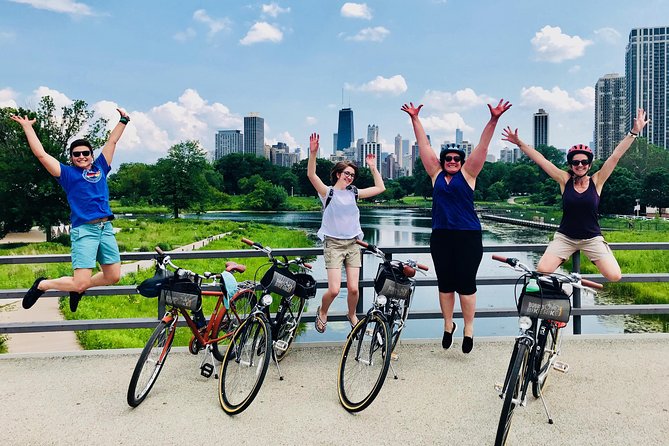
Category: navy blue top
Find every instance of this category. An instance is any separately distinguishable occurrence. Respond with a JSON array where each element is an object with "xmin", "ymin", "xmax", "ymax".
[
  {"xmin": 432, "ymin": 171, "xmax": 481, "ymax": 231},
  {"xmin": 57, "ymin": 155, "xmax": 113, "ymax": 228},
  {"xmin": 557, "ymin": 177, "xmax": 601, "ymax": 239}
]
